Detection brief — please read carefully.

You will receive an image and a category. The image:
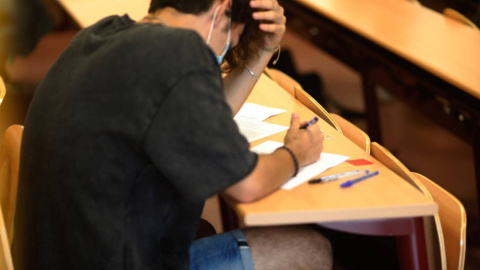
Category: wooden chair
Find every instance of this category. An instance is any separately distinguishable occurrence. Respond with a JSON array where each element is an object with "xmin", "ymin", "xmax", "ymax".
[
  {"xmin": 294, "ymin": 86, "xmax": 342, "ymax": 132},
  {"xmin": 264, "ymin": 68, "xmax": 341, "ymax": 132},
  {"xmin": 370, "ymin": 142, "xmax": 447, "ymax": 269},
  {"xmin": 0, "ymin": 206, "xmax": 13, "ymax": 270},
  {"xmin": 0, "ymin": 77, "xmax": 6, "ymax": 105},
  {"xmin": 263, "ymin": 67, "xmax": 298, "ymax": 97},
  {"xmin": 443, "ymin": 8, "xmax": 479, "ymax": 29},
  {"xmin": 0, "ymin": 125, "xmax": 23, "ymax": 245},
  {"xmin": 413, "ymin": 172, "xmax": 467, "ymax": 270},
  {"xmin": 330, "ymin": 113, "xmax": 370, "ymax": 153}
]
